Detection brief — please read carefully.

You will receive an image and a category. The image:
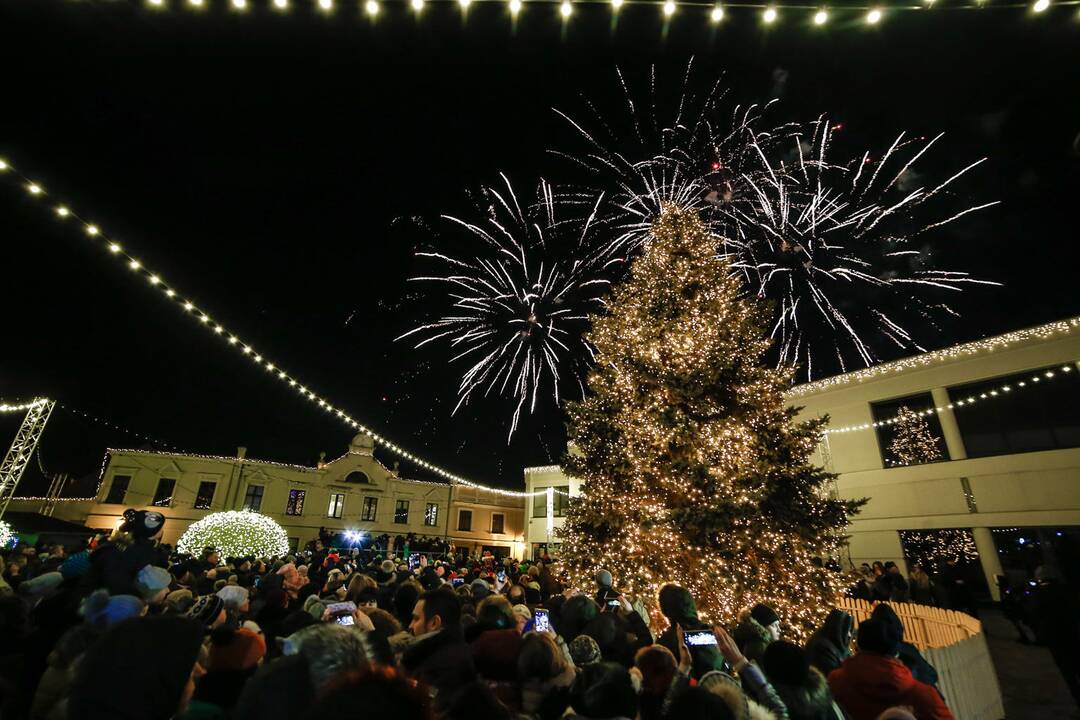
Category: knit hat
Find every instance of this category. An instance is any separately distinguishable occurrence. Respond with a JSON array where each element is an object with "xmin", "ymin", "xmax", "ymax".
[
  {"xmin": 81, "ymin": 589, "xmax": 146, "ymax": 628},
  {"xmin": 187, "ymin": 594, "xmax": 226, "ymax": 630},
  {"xmin": 165, "ymin": 589, "xmax": 195, "ymax": 614},
  {"xmin": 595, "ymin": 569, "xmax": 613, "ymax": 588},
  {"xmin": 135, "ymin": 565, "xmax": 173, "ymax": 602},
  {"xmin": 304, "ymin": 594, "xmax": 327, "ymax": 620},
  {"xmin": 207, "ymin": 626, "xmax": 266, "ymax": 672},
  {"xmin": 18, "ymin": 571, "xmax": 64, "ymax": 598},
  {"xmin": 470, "ymin": 578, "xmax": 491, "ymax": 600},
  {"xmin": 750, "ymin": 603, "xmax": 780, "ymax": 628},
  {"xmin": 121, "ymin": 508, "xmax": 166, "ymax": 539},
  {"xmin": 762, "ymin": 640, "xmax": 811, "ymax": 685},
  {"xmin": 511, "ymin": 604, "xmax": 532, "ymax": 626},
  {"xmin": 216, "ymin": 584, "xmax": 250, "ymax": 611},
  {"xmin": 68, "ymin": 616, "xmax": 204, "ymax": 720},
  {"xmin": 280, "ymin": 623, "xmax": 375, "ymax": 690},
  {"xmin": 380, "ymin": 560, "xmax": 395, "ymax": 574},
  {"xmin": 60, "ymin": 550, "xmax": 92, "ymax": 579},
  {"xmin": 856, "ymin": 617, "xmax": 902, "ymax": 656},
  {"xmin": 569, "ymin": 634, "xmax": 602, "ymax": 667}
]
